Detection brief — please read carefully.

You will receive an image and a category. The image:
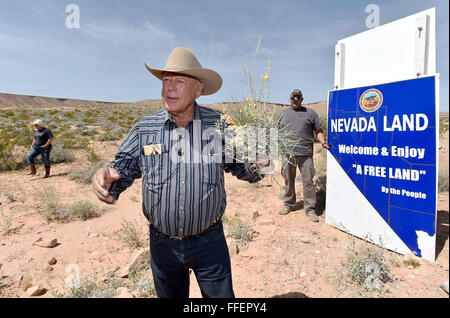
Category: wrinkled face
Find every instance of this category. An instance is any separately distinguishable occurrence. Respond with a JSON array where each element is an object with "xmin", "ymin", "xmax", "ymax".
[{"xmin": 161, "ymin": 72, "xmax": 203, "ymax": 115}]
